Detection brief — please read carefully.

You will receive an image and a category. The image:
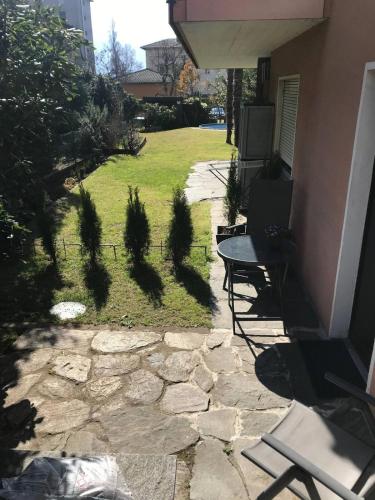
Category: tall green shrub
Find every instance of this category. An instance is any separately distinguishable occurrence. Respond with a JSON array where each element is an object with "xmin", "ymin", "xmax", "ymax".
[
  {"xmin": 78, "ymin": 184, "xmax": 102, "ymax": 263},
  {"xmin": 167, "ymin": 187, "xmax": 193, "ymax": 266},
  {"xmin": 224, "ymin": 155, "xmax": 241, "ymax": 226},
  {"xmin": 124, "ymin": 186, "xmax": 150, "ymax": 262}
]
